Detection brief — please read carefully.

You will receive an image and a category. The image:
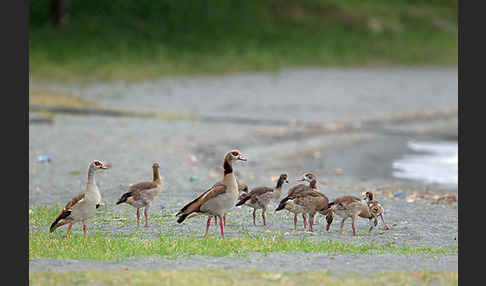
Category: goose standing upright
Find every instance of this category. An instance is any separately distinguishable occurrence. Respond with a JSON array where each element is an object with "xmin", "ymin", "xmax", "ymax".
[
  {"xmin": 50, "ymin": 160, "xmax": 111, "ymax": 238},
  {"xmin": 175, "ymin": 150, "xmax": 247, "ymax": 238},
  {"xmin": 116, "ymin": 163, "xmax": 163, "ymax": 227},
  {"xmin": 235, "ymin": 174, "xmax": 288, "ymax": 226}
]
